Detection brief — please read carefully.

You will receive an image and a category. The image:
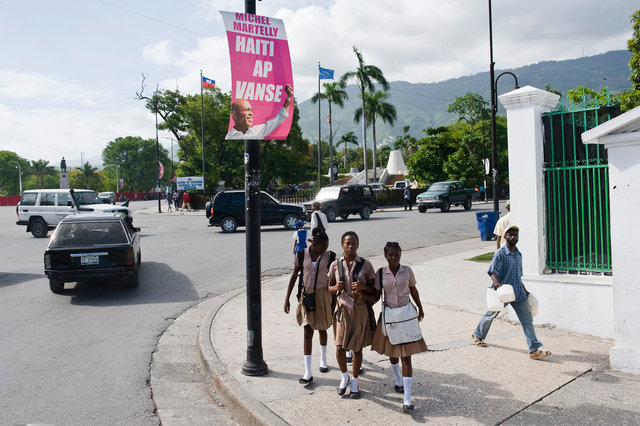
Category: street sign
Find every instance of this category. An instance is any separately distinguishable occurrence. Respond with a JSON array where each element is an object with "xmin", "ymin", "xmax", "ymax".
[{"xmin": 176, "ymin": 176, "xmax": 204, "ymax": 190}]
